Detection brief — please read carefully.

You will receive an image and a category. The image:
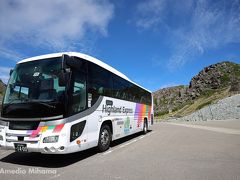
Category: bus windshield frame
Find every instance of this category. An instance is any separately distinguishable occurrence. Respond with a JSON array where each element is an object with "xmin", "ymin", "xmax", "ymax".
[{"xmin": 2, "ymin": 57, "xmax": 67, "ymax": 119}]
